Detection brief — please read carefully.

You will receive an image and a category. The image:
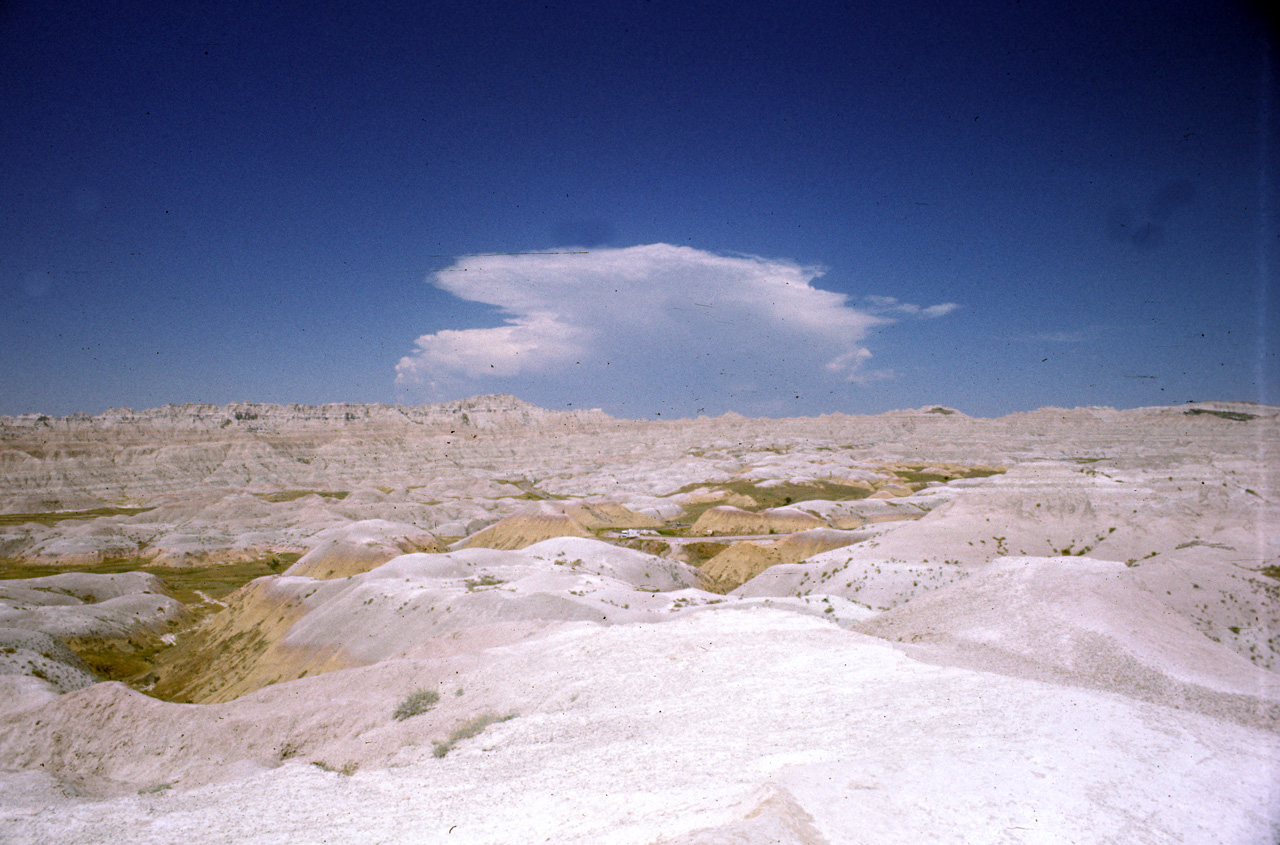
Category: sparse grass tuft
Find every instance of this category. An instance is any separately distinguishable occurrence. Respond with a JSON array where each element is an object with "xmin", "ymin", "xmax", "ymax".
[
  {"xmin": 431, "ymin": 711, "xmax": 517, "ymax": 758},
  {"xmin": 393, "ymin": 688, "xmax": 440, "ymax": 721},
  {"xmin": 464, "ymin": 574, "xmax": 505, "ymax": 591}
]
